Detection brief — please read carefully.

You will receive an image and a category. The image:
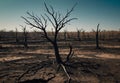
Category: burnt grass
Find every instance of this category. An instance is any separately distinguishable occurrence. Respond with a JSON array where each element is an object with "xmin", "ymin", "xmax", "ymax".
[{"xmin": 0, "ymin": 40, "xmax": 120, "ymax": 83}]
